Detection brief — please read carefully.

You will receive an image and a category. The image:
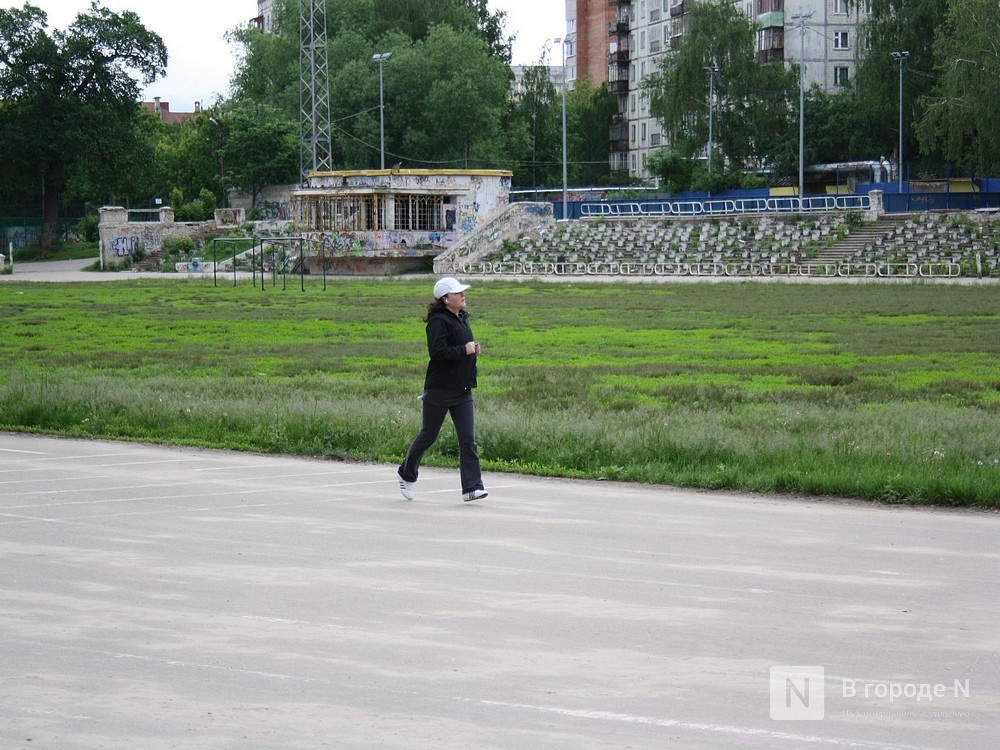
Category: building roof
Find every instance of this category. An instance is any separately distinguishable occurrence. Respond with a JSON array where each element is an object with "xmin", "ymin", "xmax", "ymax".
[{"xmin": 141, "ymin": 98, "xmax": 202, "ymax": 124}]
